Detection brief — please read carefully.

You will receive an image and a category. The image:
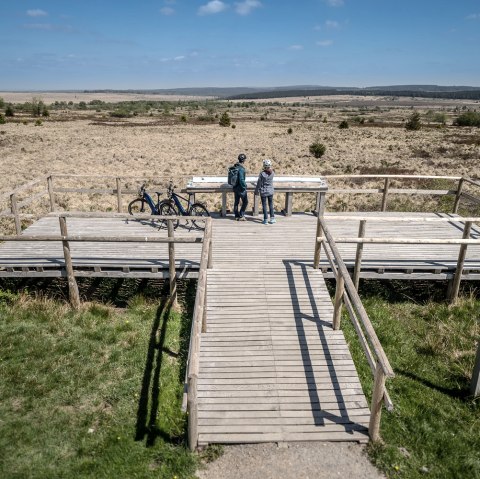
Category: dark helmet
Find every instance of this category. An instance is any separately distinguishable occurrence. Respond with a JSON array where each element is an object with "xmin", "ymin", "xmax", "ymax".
[{"xmin": 238, "ymin": 153, "xmax": 247, "ymax": 163}]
